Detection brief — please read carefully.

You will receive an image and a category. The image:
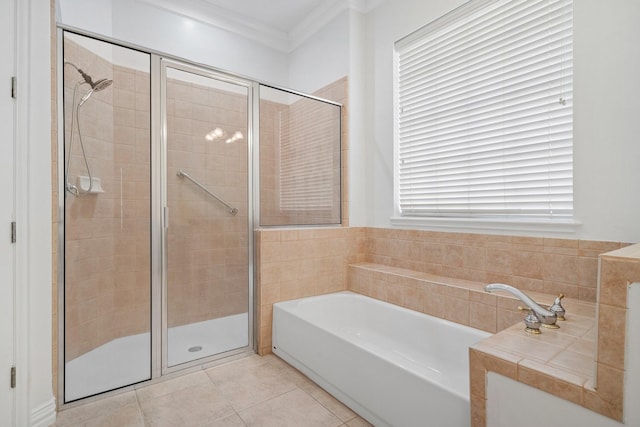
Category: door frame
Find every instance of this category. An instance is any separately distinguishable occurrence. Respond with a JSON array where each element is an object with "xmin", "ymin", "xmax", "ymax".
[
  {"xmin": 0, "ymin": 0, "xmax": 17, "ymax": 423},
  {"xmin": 12, "ymin": 0, "xmax": 56, "ymax": 424},
  {"xmin": 157, "ymin": 57, "xmax": 255, "ymax": 376}
]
